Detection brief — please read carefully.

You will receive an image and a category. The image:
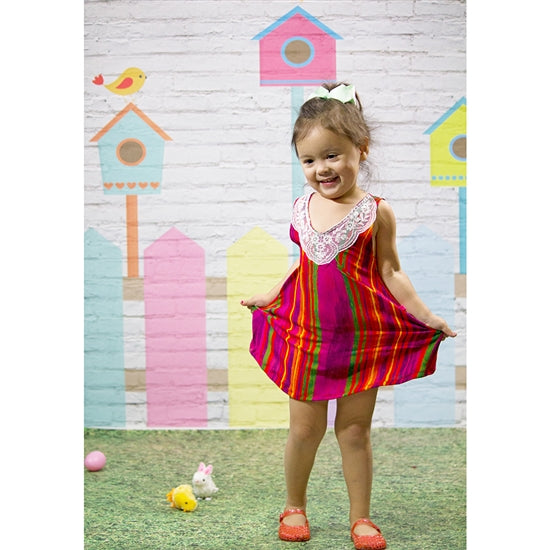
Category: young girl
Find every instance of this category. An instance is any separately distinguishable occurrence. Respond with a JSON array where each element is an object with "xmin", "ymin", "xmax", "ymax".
[{"xmin": 241, "ymin": 82, "xmax": 456, "ymax": 550}]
